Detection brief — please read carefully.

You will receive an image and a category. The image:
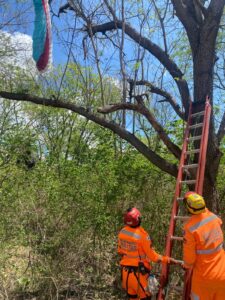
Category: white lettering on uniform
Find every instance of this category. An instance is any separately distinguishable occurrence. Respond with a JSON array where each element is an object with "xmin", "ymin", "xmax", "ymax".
[{"xmin": 120, "ymin": 239, "xmax": 137, "ymax": 251}]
